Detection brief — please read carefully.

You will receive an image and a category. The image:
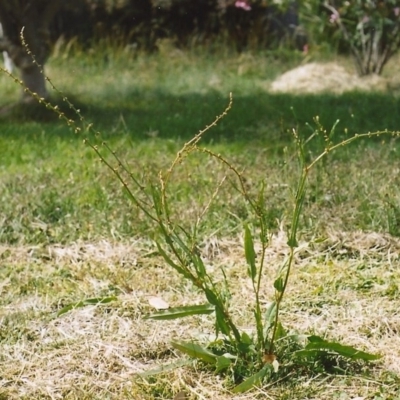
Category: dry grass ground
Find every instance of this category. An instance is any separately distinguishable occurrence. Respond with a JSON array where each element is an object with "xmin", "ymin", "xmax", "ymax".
[
  {"xmin": 1, "ymin": 230, "xmax": 400, "ymax": 399},
  {"xmin": 268, "ymin": 62, "xmax": 388, "ymax": 94}
]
